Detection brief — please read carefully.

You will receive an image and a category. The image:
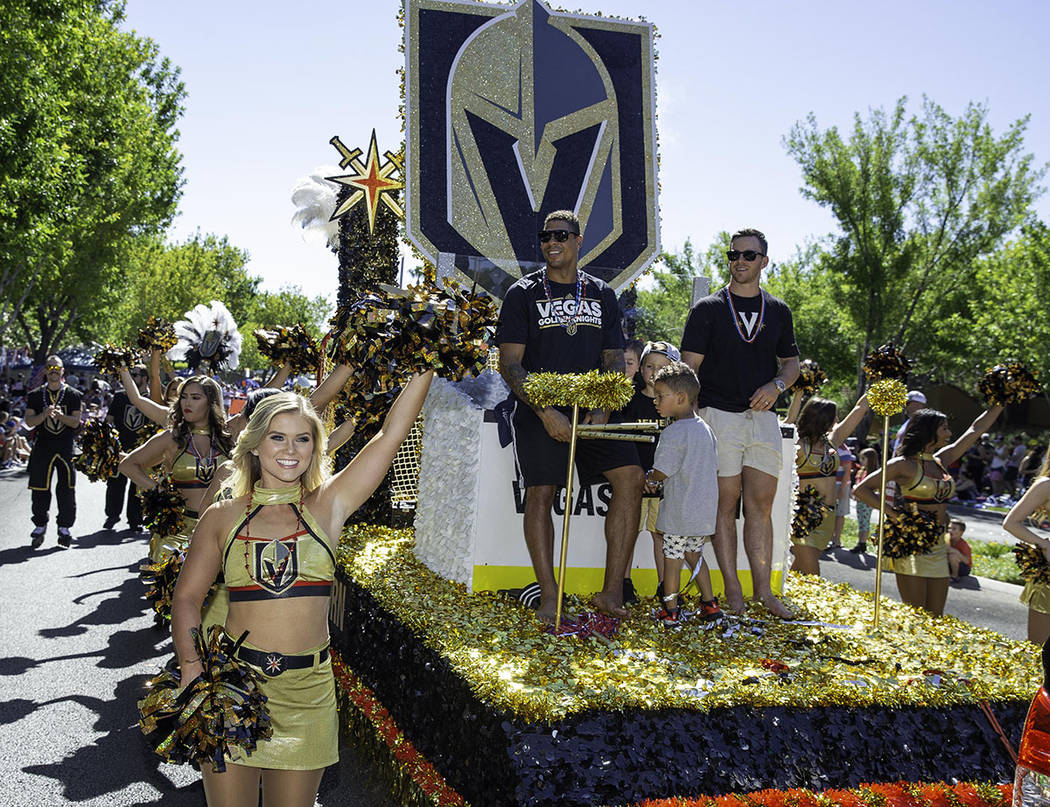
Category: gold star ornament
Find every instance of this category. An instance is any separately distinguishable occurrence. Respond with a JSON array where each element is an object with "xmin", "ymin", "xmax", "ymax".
[{"xmin": 327, "ymin": 129, "xmax": 404, "ymax": 233}]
